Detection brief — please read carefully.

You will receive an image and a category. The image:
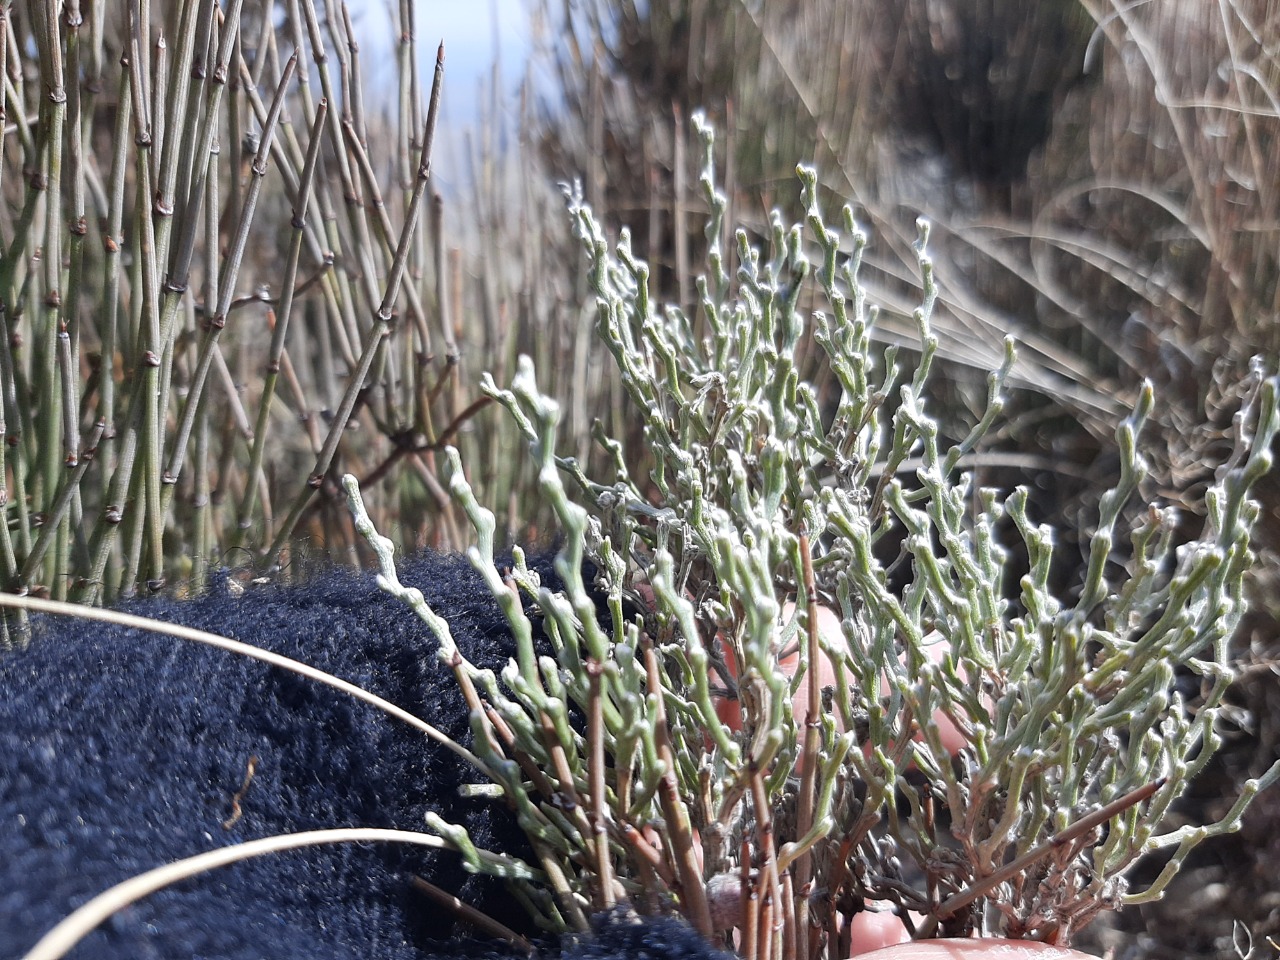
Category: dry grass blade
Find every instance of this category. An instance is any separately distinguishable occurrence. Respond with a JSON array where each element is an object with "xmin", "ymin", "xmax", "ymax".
[
  {"xmin": 21, "ymin": 828, "xmax": 488, "ymax": 960},
  {"xmin": 0, "ymin": 591, "xmax": 488, "ymax": 774},
  {"xmin": 410, "ymin": 875, "xmax": 535, "ymax": 953}
]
